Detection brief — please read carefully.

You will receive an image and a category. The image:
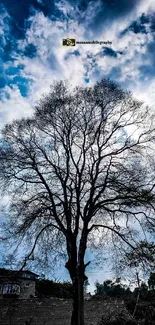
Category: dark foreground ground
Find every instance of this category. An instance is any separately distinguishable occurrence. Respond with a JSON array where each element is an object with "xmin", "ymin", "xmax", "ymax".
[{"xmin": 0, "ymin": 297, "xmax": 126, "ymax": 325}]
